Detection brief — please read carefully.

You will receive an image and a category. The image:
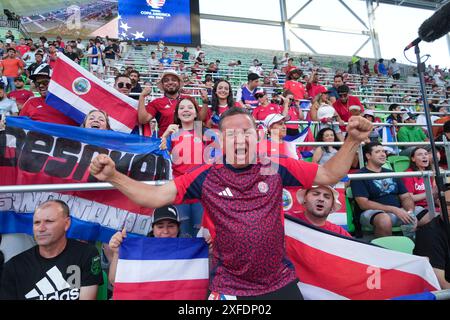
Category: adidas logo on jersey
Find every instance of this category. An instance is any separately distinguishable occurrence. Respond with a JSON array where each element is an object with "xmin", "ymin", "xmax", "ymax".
[
  {"xmin": 218, "ymin": 187, "xmax": 234, "ymax": 197},
  {"xmin": 25, "ymin": 266, "xmax": 80, "ymax": 300}
]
